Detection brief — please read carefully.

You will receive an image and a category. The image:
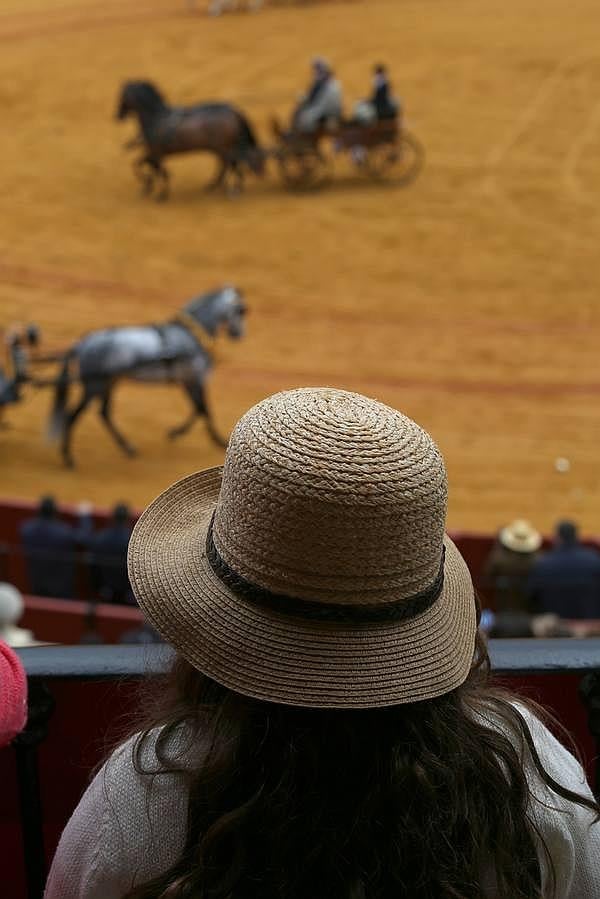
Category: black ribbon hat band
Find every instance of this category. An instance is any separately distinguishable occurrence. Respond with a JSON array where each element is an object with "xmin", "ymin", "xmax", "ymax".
[{"xmin": 205, "ymin": 515, "xmax": 445, "ymax": 624}]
